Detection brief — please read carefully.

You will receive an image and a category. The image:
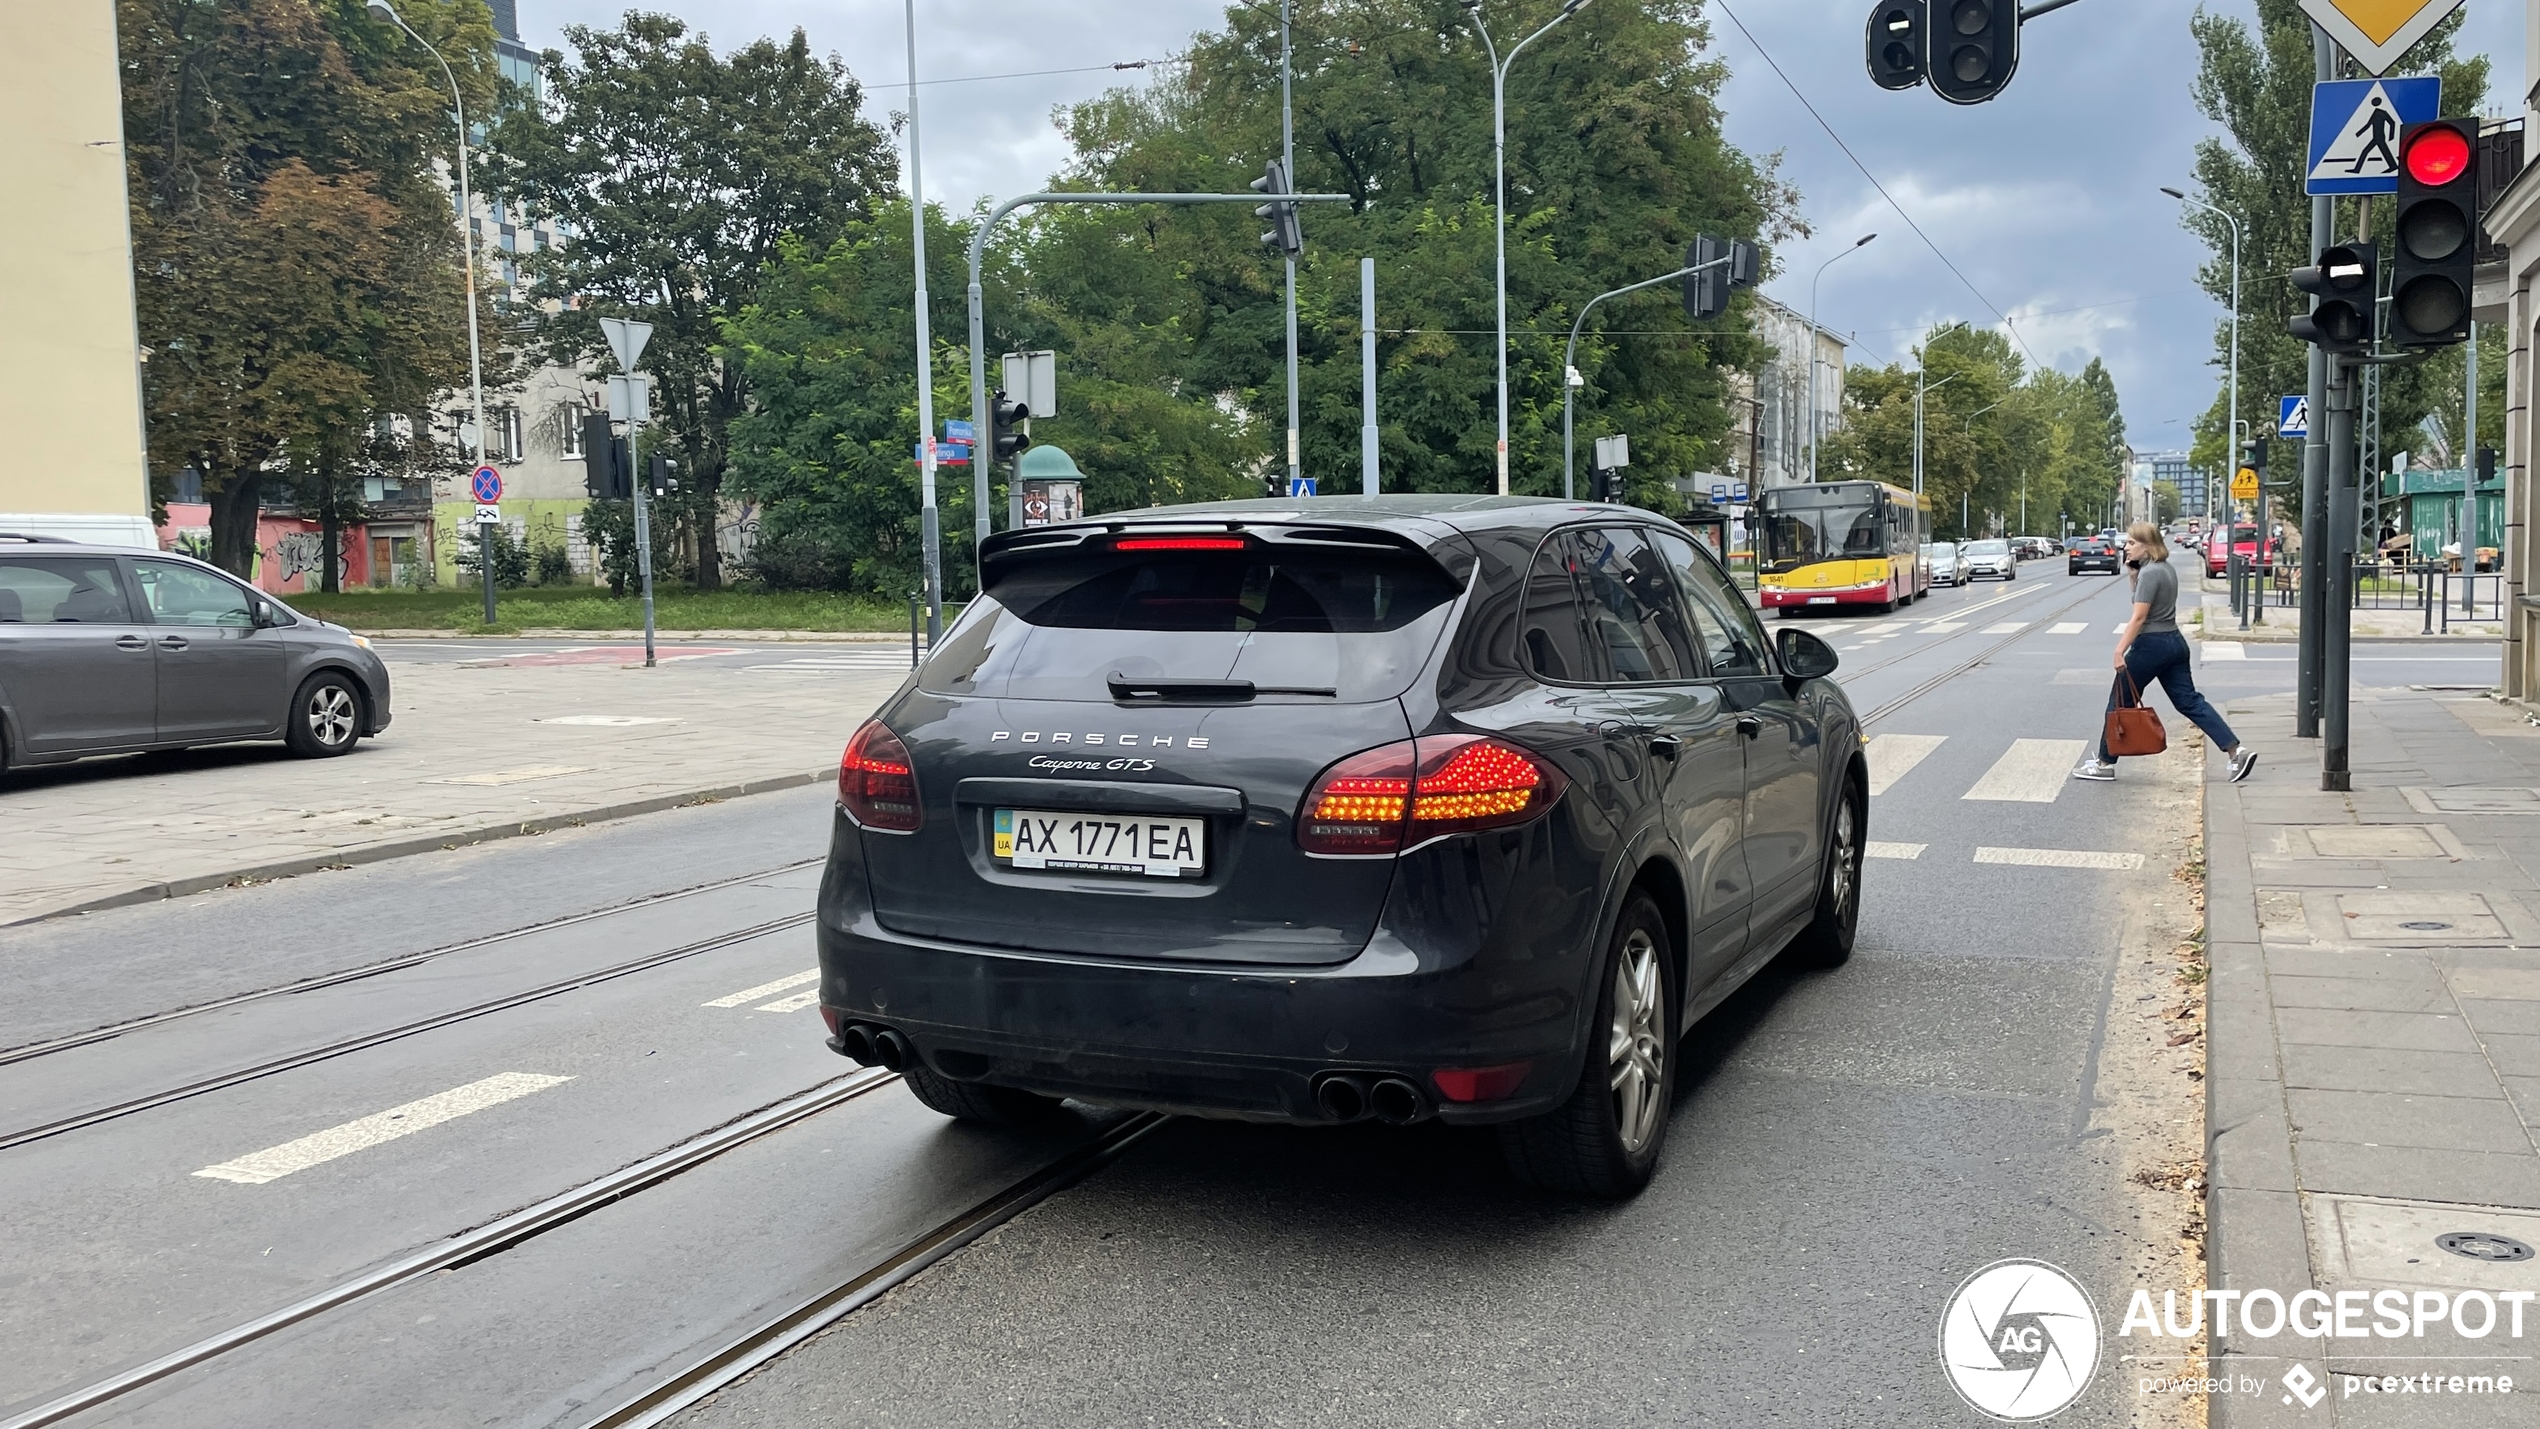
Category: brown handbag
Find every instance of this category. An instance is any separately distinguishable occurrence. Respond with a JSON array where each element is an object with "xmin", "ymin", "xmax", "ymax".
[{"xmin": 2105, "ymin": 671, "xmax": 2168, "ymax": 756}]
